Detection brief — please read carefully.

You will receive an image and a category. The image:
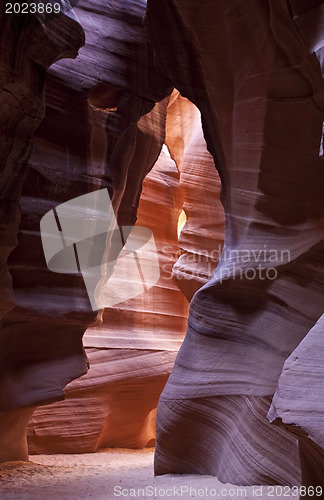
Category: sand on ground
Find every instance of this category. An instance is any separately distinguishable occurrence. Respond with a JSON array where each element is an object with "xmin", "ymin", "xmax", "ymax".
[{"xmin": 0, "ymin": 449, "xmax": 299, "ymax": 500}]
